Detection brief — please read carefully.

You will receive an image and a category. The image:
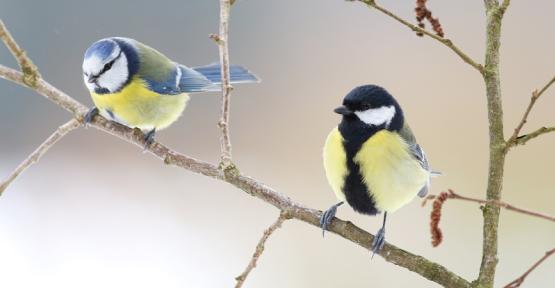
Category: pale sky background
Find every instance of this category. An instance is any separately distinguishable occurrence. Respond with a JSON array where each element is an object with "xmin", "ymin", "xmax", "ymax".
[{"xmin": 0, "ymin": 0, "xmax": 554, "ymax": 287}]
